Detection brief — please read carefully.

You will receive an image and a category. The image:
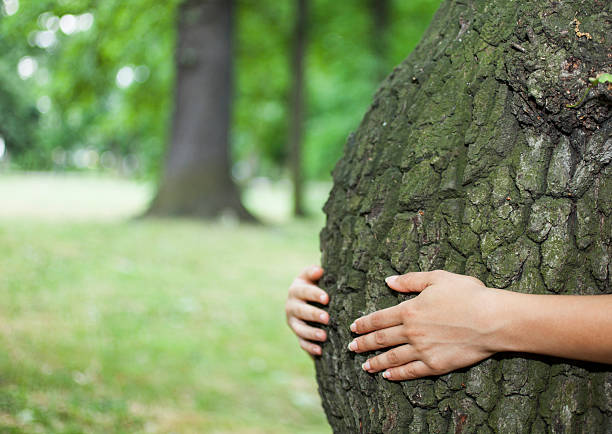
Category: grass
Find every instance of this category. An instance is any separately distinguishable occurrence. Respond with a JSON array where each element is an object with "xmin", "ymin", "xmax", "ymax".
[{"xmin": 0, "ymin": 172, "xmax": 332, "ymax": 433}]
